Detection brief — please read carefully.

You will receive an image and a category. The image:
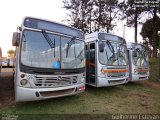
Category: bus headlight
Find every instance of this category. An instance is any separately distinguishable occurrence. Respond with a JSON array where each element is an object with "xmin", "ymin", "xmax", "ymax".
[
  {"xmin": 81, "ymin": 78, "xmax": 85, "ymax": 83},
  {"xmin": 20, "ymin": 79, "xmax": 28, "ymax": 86},
  {"xmin": 20, "ymin": 74, "xmax": 26, "ymax": 78},
  {"xmin": 101, "ymin": 69, "xmax": 105, "ymax": 74},
  {"xmin": 134, "ymin": 69, "xmax": 138, "ymax": 75}
]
